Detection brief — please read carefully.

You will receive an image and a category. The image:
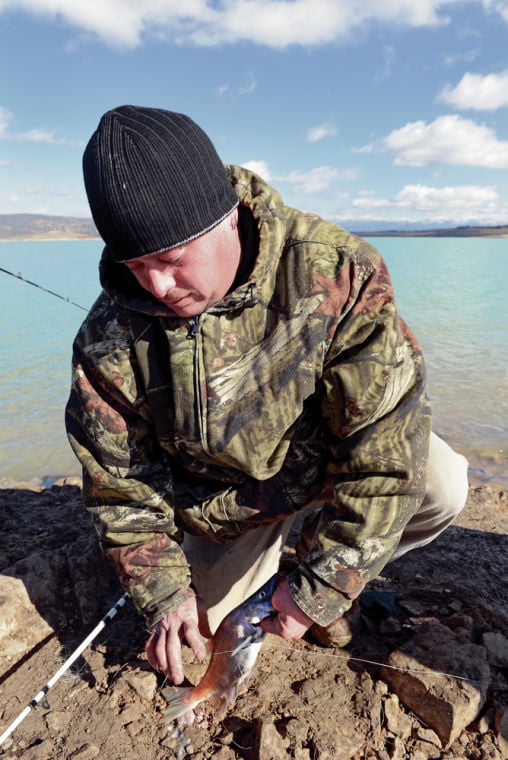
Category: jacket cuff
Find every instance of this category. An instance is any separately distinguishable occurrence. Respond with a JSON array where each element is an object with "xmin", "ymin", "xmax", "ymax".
[
  {"xmin": 141, "ymin": 585, "xmax": 195, "ymax": 629},
  {"xmin": 286, "ymin": 565, "xmax": 362, "ymax": 627},
  {"xmin": 103, "ymin": 535, "xmax": 192, "ymax": 627}
]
